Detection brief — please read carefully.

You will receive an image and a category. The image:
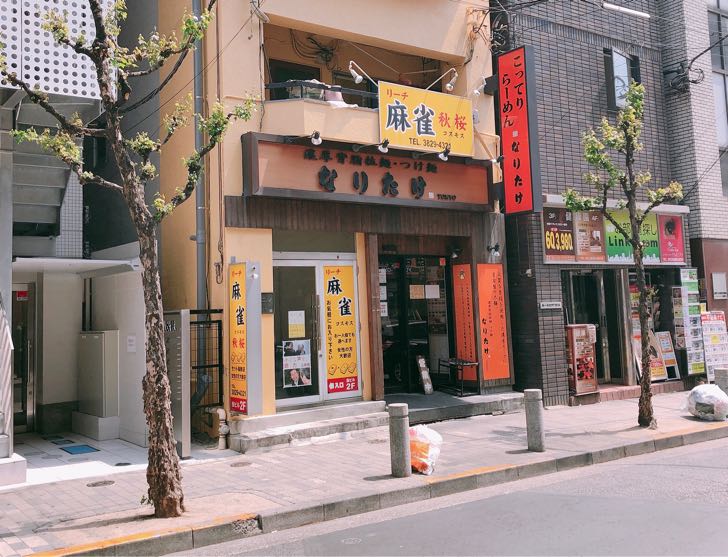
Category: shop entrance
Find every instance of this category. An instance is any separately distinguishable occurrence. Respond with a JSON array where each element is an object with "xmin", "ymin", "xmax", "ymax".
[
  {"xmin": 563, "ymin": 270, "xmax": 628, "ymax": 384},
  {"xmin": 380, "ymin": 255, "xmax": 451, "ymax": 393},
  {"xmin": 11, "ymin": 284, "xmax": 35, "ymax": 433},
  {"xmin": 273, "ymin": 255, "xmax": 362, "ymax": 408}
]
